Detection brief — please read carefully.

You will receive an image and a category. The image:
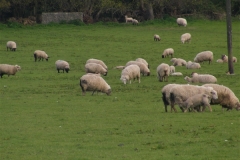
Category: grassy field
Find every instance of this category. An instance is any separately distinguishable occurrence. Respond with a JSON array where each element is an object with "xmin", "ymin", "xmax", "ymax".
[{"xmin": 0, "ymin": 19, "xmax": 240, "ymax": 160}]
